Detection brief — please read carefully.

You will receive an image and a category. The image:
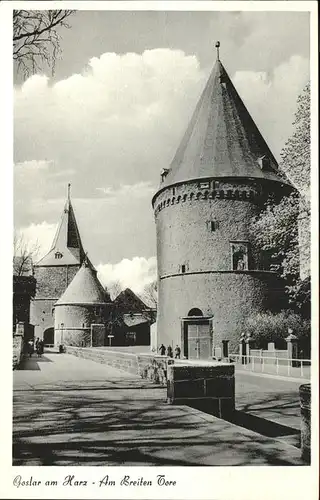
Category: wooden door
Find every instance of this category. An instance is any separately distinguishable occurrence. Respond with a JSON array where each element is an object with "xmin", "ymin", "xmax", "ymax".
[{"xmin": 187, "ymin": 322, "xmax": 211, "ymax": 360}]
